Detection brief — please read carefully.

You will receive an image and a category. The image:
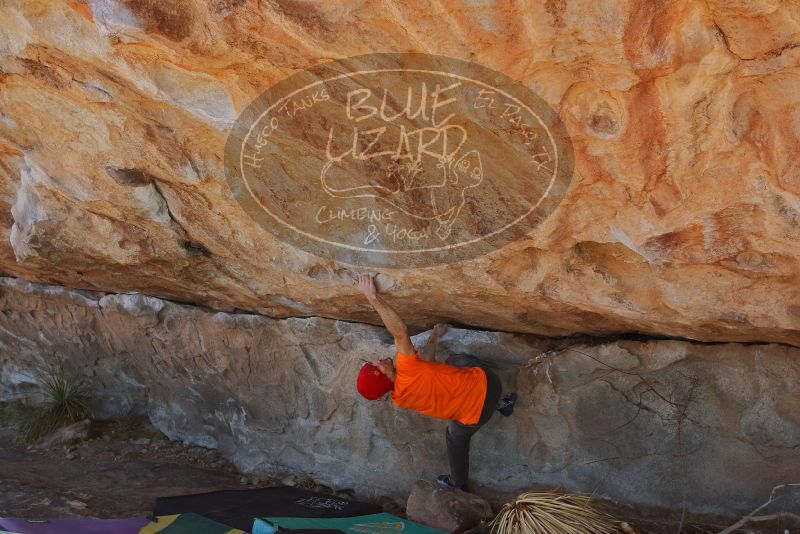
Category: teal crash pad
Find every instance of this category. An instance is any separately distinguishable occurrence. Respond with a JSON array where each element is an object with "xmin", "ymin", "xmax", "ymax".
[{"xmin": 253, "ymin": 513, "xmax": 448, "ymax": 534}]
